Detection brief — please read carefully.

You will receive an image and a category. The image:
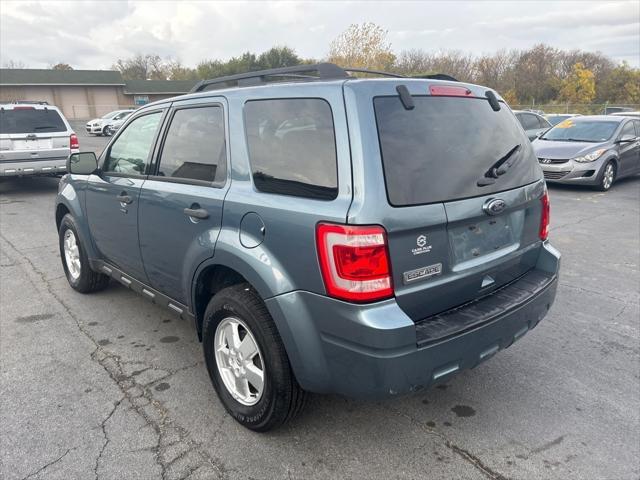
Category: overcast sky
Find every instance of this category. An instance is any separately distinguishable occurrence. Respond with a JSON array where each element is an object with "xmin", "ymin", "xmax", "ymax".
[{"xmin": 1, "ymin": 1, "xmax": 638, "ymax": 70}]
